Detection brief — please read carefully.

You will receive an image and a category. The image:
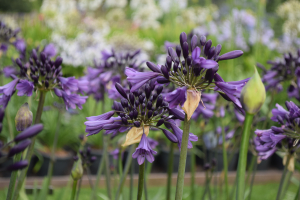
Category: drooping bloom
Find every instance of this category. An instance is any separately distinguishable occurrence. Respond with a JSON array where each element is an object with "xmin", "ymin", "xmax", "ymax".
[
  {"xmin": 16, "ymin": 80, "xmax": 34, "ymax": 96},
  {"xmin": 253, "ymin": 101, "xmax": 300, "ymax": 171},
  {"xmin": 132, "ymin": 133, "xmax": 157, "ymax": 165},
  {"xmin": 126, "ymin": 32, "xmax": 249, "ymax": 120},
  {"xmin": 84, "ymin": 82, "xmax": 198, "ymax": 165}
]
